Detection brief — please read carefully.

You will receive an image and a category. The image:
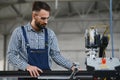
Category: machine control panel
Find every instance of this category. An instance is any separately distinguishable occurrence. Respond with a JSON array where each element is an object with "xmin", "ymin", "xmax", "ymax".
[{"xmin": 86, "ymin": 57, "xmax": 120, "ymax": 70}]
